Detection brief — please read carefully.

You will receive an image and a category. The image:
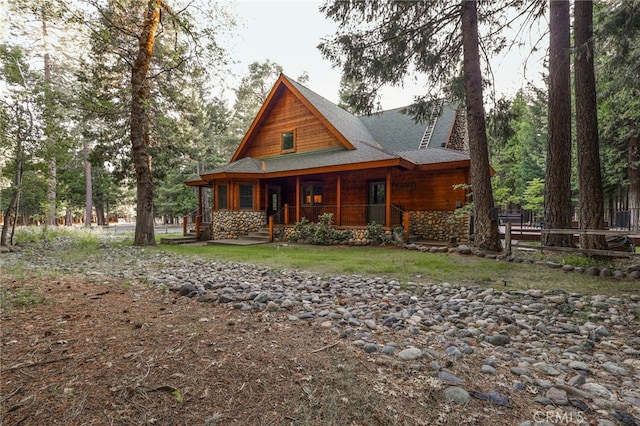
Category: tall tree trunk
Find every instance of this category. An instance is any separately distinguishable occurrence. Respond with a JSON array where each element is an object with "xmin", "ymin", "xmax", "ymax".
[
  {"xmin": 461, "ymin": 1, "xmax": 501, "ymax": 252},
  {"xmin": 131, "ymin": 0, "xmax": 161, "ymax": 246},
  {"xmin": 575, "ymin": 0, "xmax": 606, "ymax": 250},
  {"xmin": 544, "ymin": 0, "xmax": 574, "ymax": 246},
  {"xmin": 64, "ymin": 210, "xmax": 73, "ymax": 226},
  {"xmin": 42, "ymin": 14, "xmax": 58, "ymax": 227},
  {"xmin": 47, "ymin": 159, "xmax": 57, "ymax": 226},
  {"xmin": 629, "ymin": 127, "xmax": 640, "ymax": 229},
  {"xmin": 95, "ymin": 204, "xmax": 106, "ymax": 226},
  {"xmin": 84, "ymin": 140, "xmax": 93, "ymax": 227},
  {"xmin": 1, "ymin": 157, "xmax": 23, "ymax": 246}
]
